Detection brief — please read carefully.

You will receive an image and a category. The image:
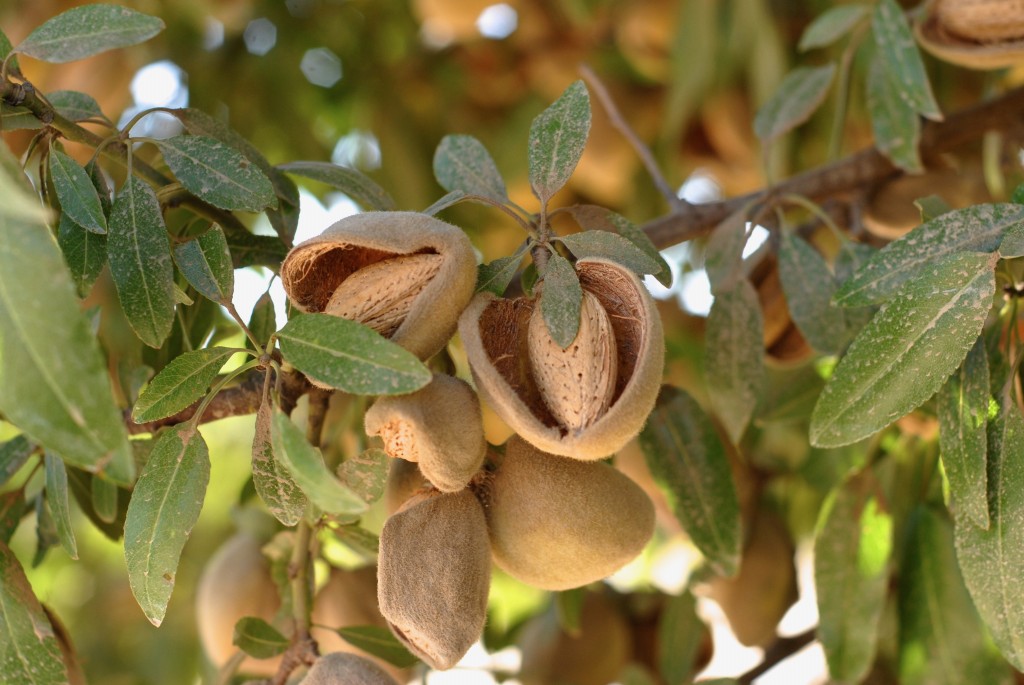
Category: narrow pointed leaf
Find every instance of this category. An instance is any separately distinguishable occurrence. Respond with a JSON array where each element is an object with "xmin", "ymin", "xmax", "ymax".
[
  {"xmin": 252, "ymin": 397, "xmax": 306, "ymax": 526},
  {"xmin": 124, "ymin": 424, "xmax": 210, "ymax": 627},
  {"xmin": 0, "ymin": 541, "xmax": 68, "ymax": 684},
  {"xmin": 0, "ymin": 104, "xmax": 42, "ymax": 131},
  {"xmin": 44, "ymin": 453, "xmax": 77, "ymax": 560},
  {"xmin": 529, "ymin": 80, "xmax": 591, "ymax": 203},
  {"xmin": 955, "ymin": 406, "xmax": 1024, "ymax": 670},
  {"xmin": 433, "ymin": 134, "xmax": 508, "ymax": 202},
  {"xmin": 270, "ymin": 410, "xmax": 367, "ymax": 516},
  {"xmin": 938, "ymin": 338, "xmax": 990, "ymax": 529},
  {"xmin": 558, "ymin": 231, "xmax": 662, "ymax": 276},
  {"xmin": 107, "ymin": 176, "xmax": 175, "ymax": 348},
  {"xmin": 278, "ymin": 161, "xmax": 396, "ymax": 211},
  {"xmin": 811, "ymin": 252, "xmax": 995, "ymax": 448},
  {"xmin": 564, "ymin": 205, "xmax": 672, "ymax": 285},
  {"xmin": 155, "ymin": 135, "xmax": 275, "ymax": 212},
  {"xmin": 799, "ymin": 5, "xmax": 869, "ymax": 51},
  {"xmin": 705, "ymin": 279, "xmax": 765, "ymax": 444},
  {"xmin": 0, "ymin": 146, "xmax": 133, "ymax": 485},
  {"xmin": 658, "ymin": 591, "xmax": 706, "ymax": 685},
  {"xmin": 0, "ymin": 491, "xmax": 26, "ymax": 545},
  {"xmin": 336, "ymin": 626, "xmax": 420, "ymax": 668},
  {"xmin": 0, "ymin": 436, "xmax": 33, "ymax": 487},
  {"xmin": 778, "ymin": 232, "xmax": 845, "ymax": 355},
  {"xmin": 704, "ymin": 207, "xmax": 750, "ymax": 294},
  {"xmin": 754, "ymin": 64, "xmax": 836, "ymax": 143},
  {"xmin": 423, "ymin": 190, "xmax": 467, "ymax": 216},
  {"xmin": 998, "ymin": 222, "xmax": 1024, "ymax": 259},
  {"xmin": 57, "ymin": 214, "xmax": 107, "ymax": 298},
  {"xmin": 639, "ymin": 387, "xmax": 741, "ymax": 577},
  {"xmin": 0, "ymin": 28, "xmax": 21, "ymax": 78},
  {"xmin": 173, "ymin": 225, "xmax": 234, "ymax": 303},
  {"xmin": 915, "ymin": 195, "xmax": 953, "ymax": 223},
  {"xmin": 48, "ymin": 90, "xmax": 104, "ymax": 122},
  {"xmin": 540, "ymin": 252, "xmax": 583, "ymax": 349},
  {"xmin": 900, "ymin": 506, "xmax": 1012, "ymax": 685},
  {"xmin": 277, "ymin": 314, "xmax": 431, "ymax": 395},
  {"xmin": 132, "ymin": 347, "xmax": 236, "ymax": 423},
  {"xmin": 816, "ymin": 477, "xmax": 893, "ymax": 683},
  {"xmin": 14, "ymin": 4, "xmax": 164, "ymax": 63},
  {"xmin": 49, "ymin": 149, "xmax": 106, "ymax": 234},
  {"xmin": 867, "ymin": 56, "xmax": 923, "ymax": 173},
  {"xmin": 477, "ymin": 252, "xmax": 526, "ymax": 296},
  {"xmin": 233, "ymin": 617, "xmax": 289, "ymax": 658},
  {"xmin": 872, "ymin": 0, "xmax": 941, "ymax": 120},
  {"xmin": 246, "ymin": 292, "xmax": 277, "ymax": 351},
  {"xmin": 337, "ymin": 448, "xmax": 388, "ymax": 506},
  {"xmin": 221, "ymin": 224, "xmax": 288, "ymax": 269},
  {"xmin": 91, "ymin": 476, "xmax": 118, "ymax": 525}
]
